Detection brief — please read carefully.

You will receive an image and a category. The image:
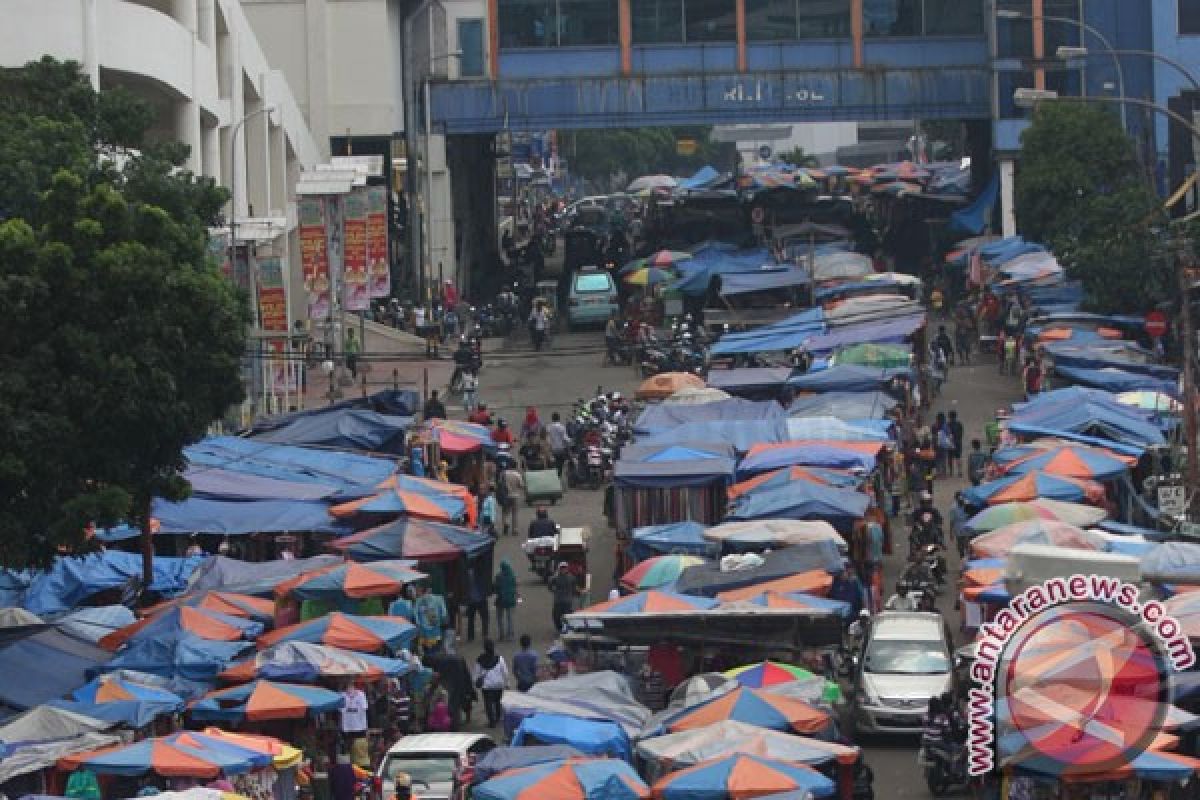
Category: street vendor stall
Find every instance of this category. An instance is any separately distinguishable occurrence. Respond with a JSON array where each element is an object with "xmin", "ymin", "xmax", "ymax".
[{"xmin": 611, "ymin": 443, "xmax": 735, "ymax": 534}]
